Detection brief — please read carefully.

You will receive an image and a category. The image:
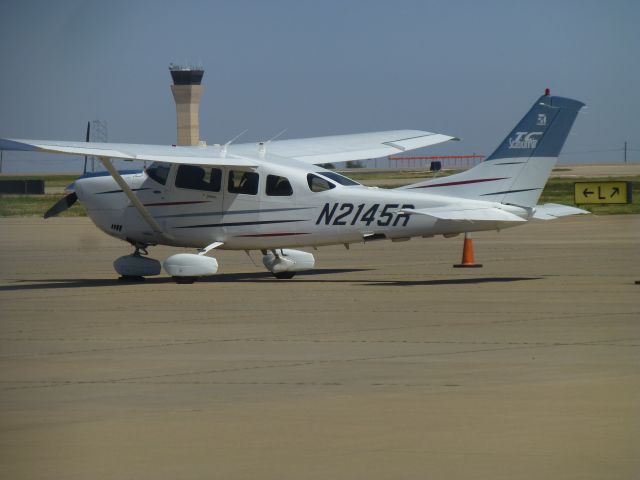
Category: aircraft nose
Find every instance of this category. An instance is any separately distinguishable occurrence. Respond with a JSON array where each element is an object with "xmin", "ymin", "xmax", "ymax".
[{"xmin": 73, "ymin": 178, "xmax": 86, "ymax": 200}]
